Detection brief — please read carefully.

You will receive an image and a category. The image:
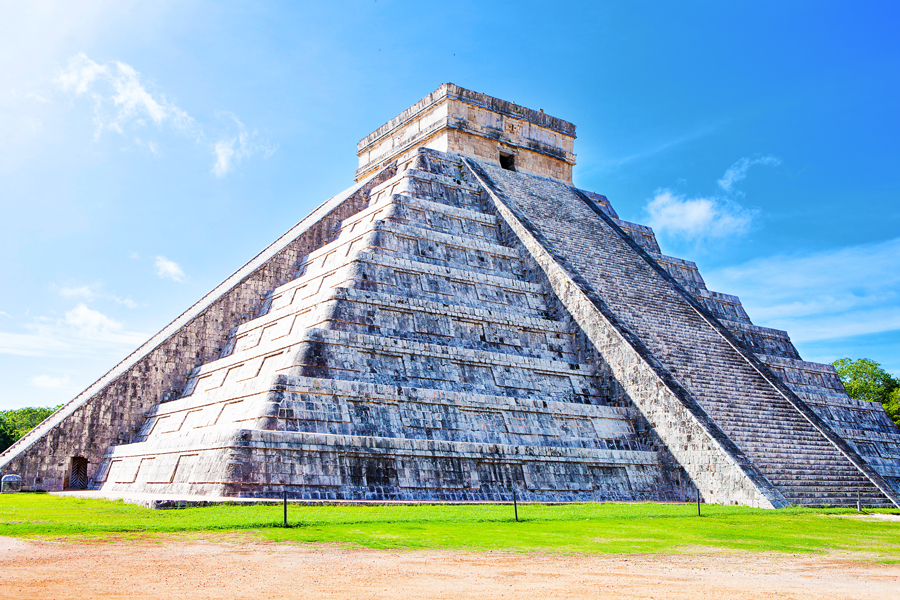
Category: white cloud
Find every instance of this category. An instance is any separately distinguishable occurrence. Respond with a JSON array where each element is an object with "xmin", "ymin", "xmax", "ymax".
[
  {"xmin": 155, "ymin": 255, "xmax": 186, "ymax": 282},
  {"xmin": 65, "ymin": 303, "xmax": 123, "ymax": 337},
  {"xmin": 54, "ymin": 284, "xmax": 99, "ymax": 300},
  {"xmin": 705, "ymin": 237, "xmax": 900, "ymax": 342},
  {"xmin": 135, "ymin": 137, "xmax": 160, "ymax": 155},
  {"xmin": 0, "ymin": 303, "xmax": 148, "ymax": 358},
  {"xmin": 51, "ymin": 282, "xmax": 143, "ymax": 309},
  {"xmin": 718, "ymin": 155, "xmax": 781, "ymax": 192},
  {"xmin": 213, "ymin": 139, "xmax": 236, "ymax": 177},
  {"xmin": 31, "ymin": 374, "xmax": 71, "ymax": 389},
  {"xmin": 25, "ymin": 92, "xmax": 50, "ymax": 104},
  {"xmin": 212, "ymin": 113, "xmax": 277, "ymax": 177},
  {"xmin": 0, "ymin": 331, "xmax": 70, "ymax": 357},
  {"xmin": 0, "ymin": 311, "xmax": 11, "ymax": 318},
  {"xmin": 644, "ymin": 189, "xmax": 756, "ymax": 239},
  {"xmin": 56, "ymin": 52, "xmax": 196, "ymax": 139},
  {"xmin": 112, "ymin": 296, "xmax": 141, "ymax": 309},
  {"xmin": 51, "ymin": 54, "xmax": 273, "ymax": 174}
]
